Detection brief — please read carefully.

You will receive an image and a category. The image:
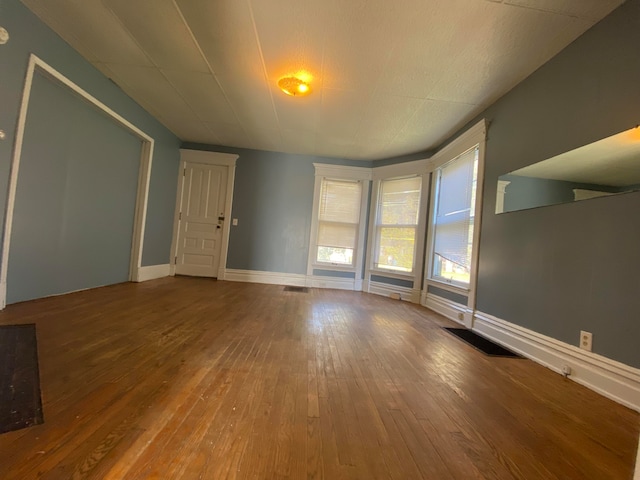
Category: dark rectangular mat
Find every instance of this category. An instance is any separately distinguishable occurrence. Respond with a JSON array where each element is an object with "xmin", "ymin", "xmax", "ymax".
[
  {"xmin": 0, "ymin": 324, "xmax": 44, "ymax": 434},
  {"xmin": 284, "ymin": 286, "xmax": 309, "ymax": 293},
  {"xmin": 444, "ymin": 327, "xmax": 522, "ymax": 358}
]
